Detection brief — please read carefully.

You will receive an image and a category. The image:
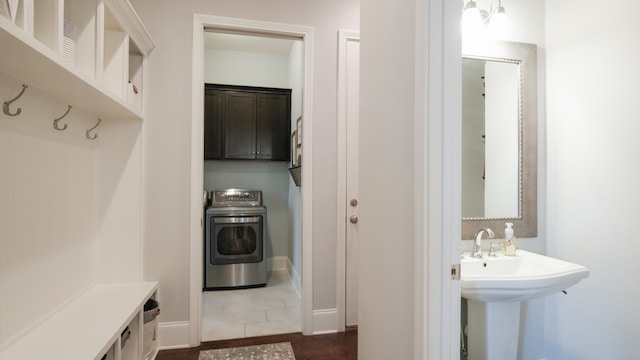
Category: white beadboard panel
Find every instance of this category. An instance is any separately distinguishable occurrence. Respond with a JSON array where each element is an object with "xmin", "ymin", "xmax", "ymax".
[
  {"xmin": 0, "ymin": 70, "xmax": 98, "ymax": 345},
  {"xmin": 93, "ymin": 119, "xmax": 143, "ymax": 283}
]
